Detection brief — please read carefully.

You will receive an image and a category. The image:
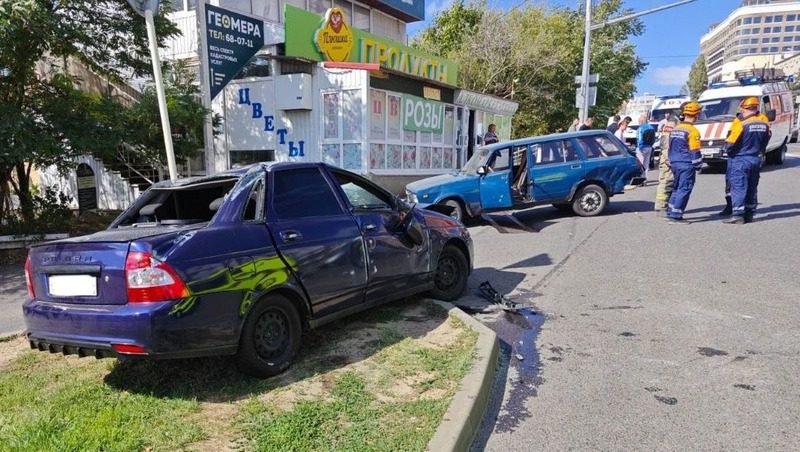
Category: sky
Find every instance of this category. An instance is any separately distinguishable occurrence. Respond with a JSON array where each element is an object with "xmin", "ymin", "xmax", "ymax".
[{"xmin": 406, "ymin": 0, "xmax": 736, "ymax": 96}]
